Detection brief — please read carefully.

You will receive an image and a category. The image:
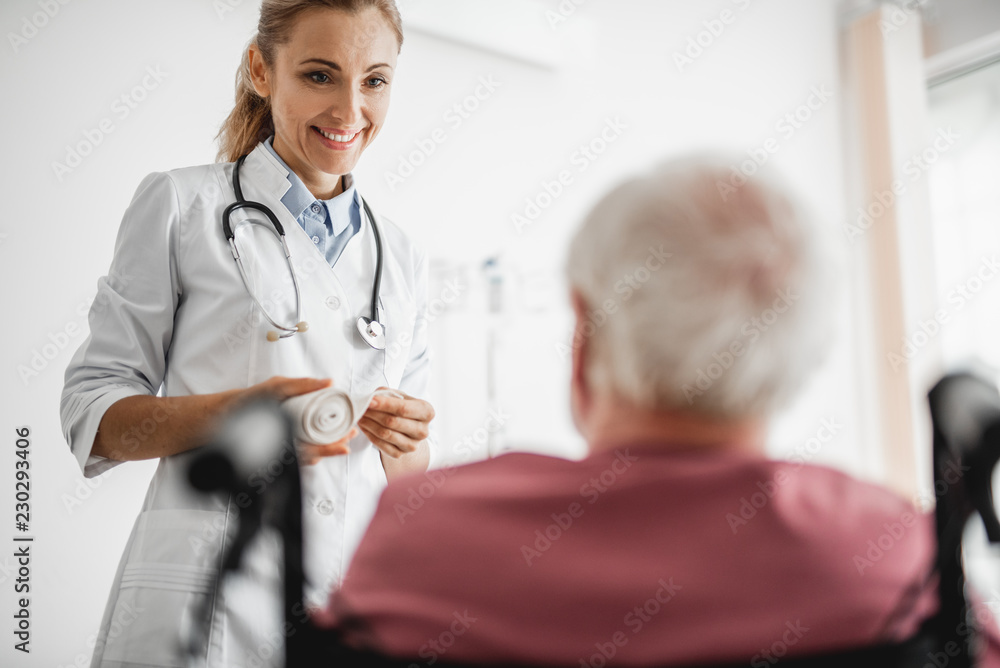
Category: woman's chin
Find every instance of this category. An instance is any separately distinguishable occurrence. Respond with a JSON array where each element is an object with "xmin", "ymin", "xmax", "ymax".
[{"xmin": 308, "ymin": 152, "xmax": 361, "ymax": 178}]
